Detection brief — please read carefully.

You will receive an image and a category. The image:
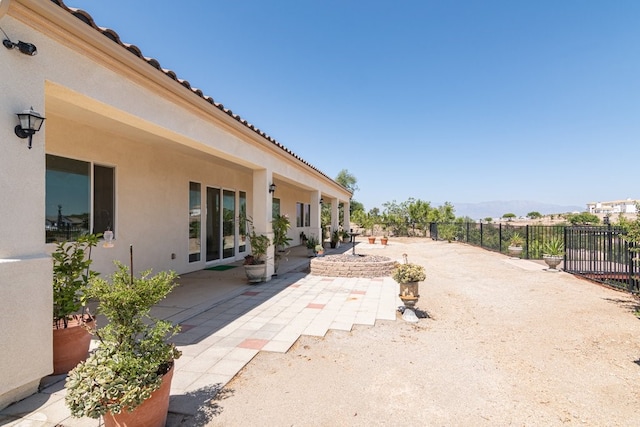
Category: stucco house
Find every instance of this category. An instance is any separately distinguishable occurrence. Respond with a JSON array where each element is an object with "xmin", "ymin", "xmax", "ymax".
[
  {"xmin": 0, "ymin": 0, "xmax": 351, "ymax": 408},
  {"xmin": 587, "ymin": 199, "xmax": 638, "ymax": 217}
]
